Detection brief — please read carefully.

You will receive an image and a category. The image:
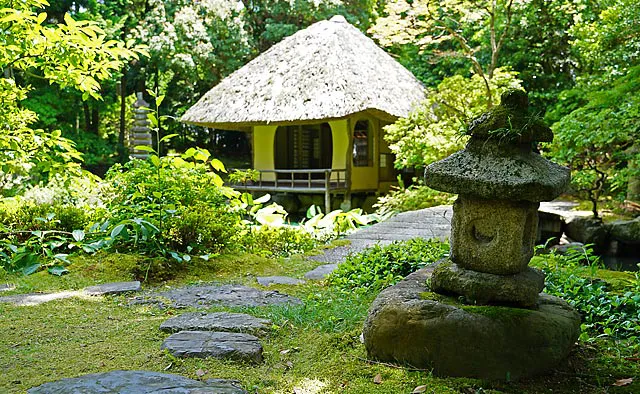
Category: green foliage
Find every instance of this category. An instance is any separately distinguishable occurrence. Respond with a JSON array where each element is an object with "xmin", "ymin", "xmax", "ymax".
[
  {"xmin": 0, "ymin": 0, "xmax": 145, "ymax": 193},
  {"xmin": 329, "ymin": 238, "xmax": 449, "ymax": 292},
  {"xmin": 547, "ymin": 65, "xmax": 640, "ymax": 215},
  {"xmin": 166, "ymin": 204, "xmax": 243, "ymax": 255},
  {"xmin": 0, "ymin": 202, "xmax": 92, "ymax": 233},
  {"xmin": 374, "ymin": 180, "xmax": 455, "ymax": 215},
  {"xmin": 533, "ymin": 247, "xmax": 640, "ymax": 345},
  {"xmin": 384, "ymin": 69, "xmax": 521, "ymax": 168},
  {"xmin": 242, "ymin": 226, "xmax": 317, "ymax": 258},
  {"xmin": 228, "ymin": 169, "xmax": 261, "ymax": 184}
]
